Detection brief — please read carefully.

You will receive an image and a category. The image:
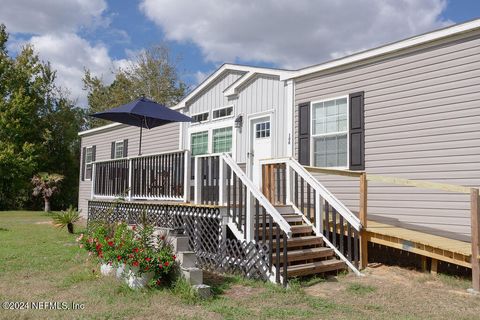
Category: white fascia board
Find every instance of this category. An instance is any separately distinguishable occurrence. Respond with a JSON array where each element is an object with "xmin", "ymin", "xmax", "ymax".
[
  {"xmin": 173, "ymin": 63, "xmax": 294, "ymax": 110},
  {"xmin": 78, "ymin": 122, "xmax": 123, "ymax": 136},
  {"xmin": 223, "ymin": 71, "xmax": 254, "ymax": 97},
  {"xmin": 282, "ymin": 18, "xmax": 480, "ymax": 80}
]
